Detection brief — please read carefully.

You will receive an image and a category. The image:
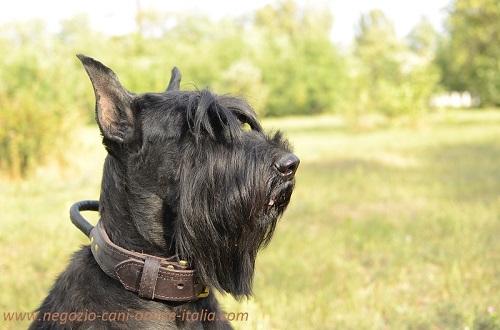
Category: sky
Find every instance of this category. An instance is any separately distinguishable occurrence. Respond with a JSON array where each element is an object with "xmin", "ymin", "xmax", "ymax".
[{"xmin": 0, "ymin": 0, "xmax": 452, "ymax": 44}]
